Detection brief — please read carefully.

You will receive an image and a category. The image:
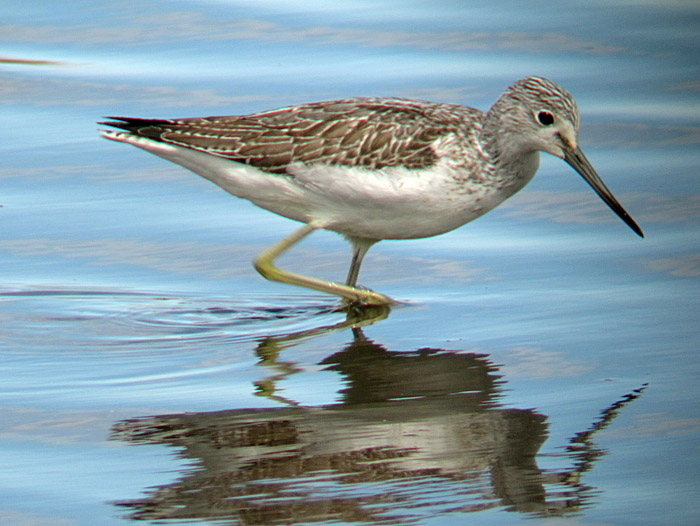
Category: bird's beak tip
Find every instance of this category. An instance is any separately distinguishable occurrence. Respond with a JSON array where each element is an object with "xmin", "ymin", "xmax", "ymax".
[{"xmin": 564, "ymin": 145, "xmax": 644, "ymax": 240}]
